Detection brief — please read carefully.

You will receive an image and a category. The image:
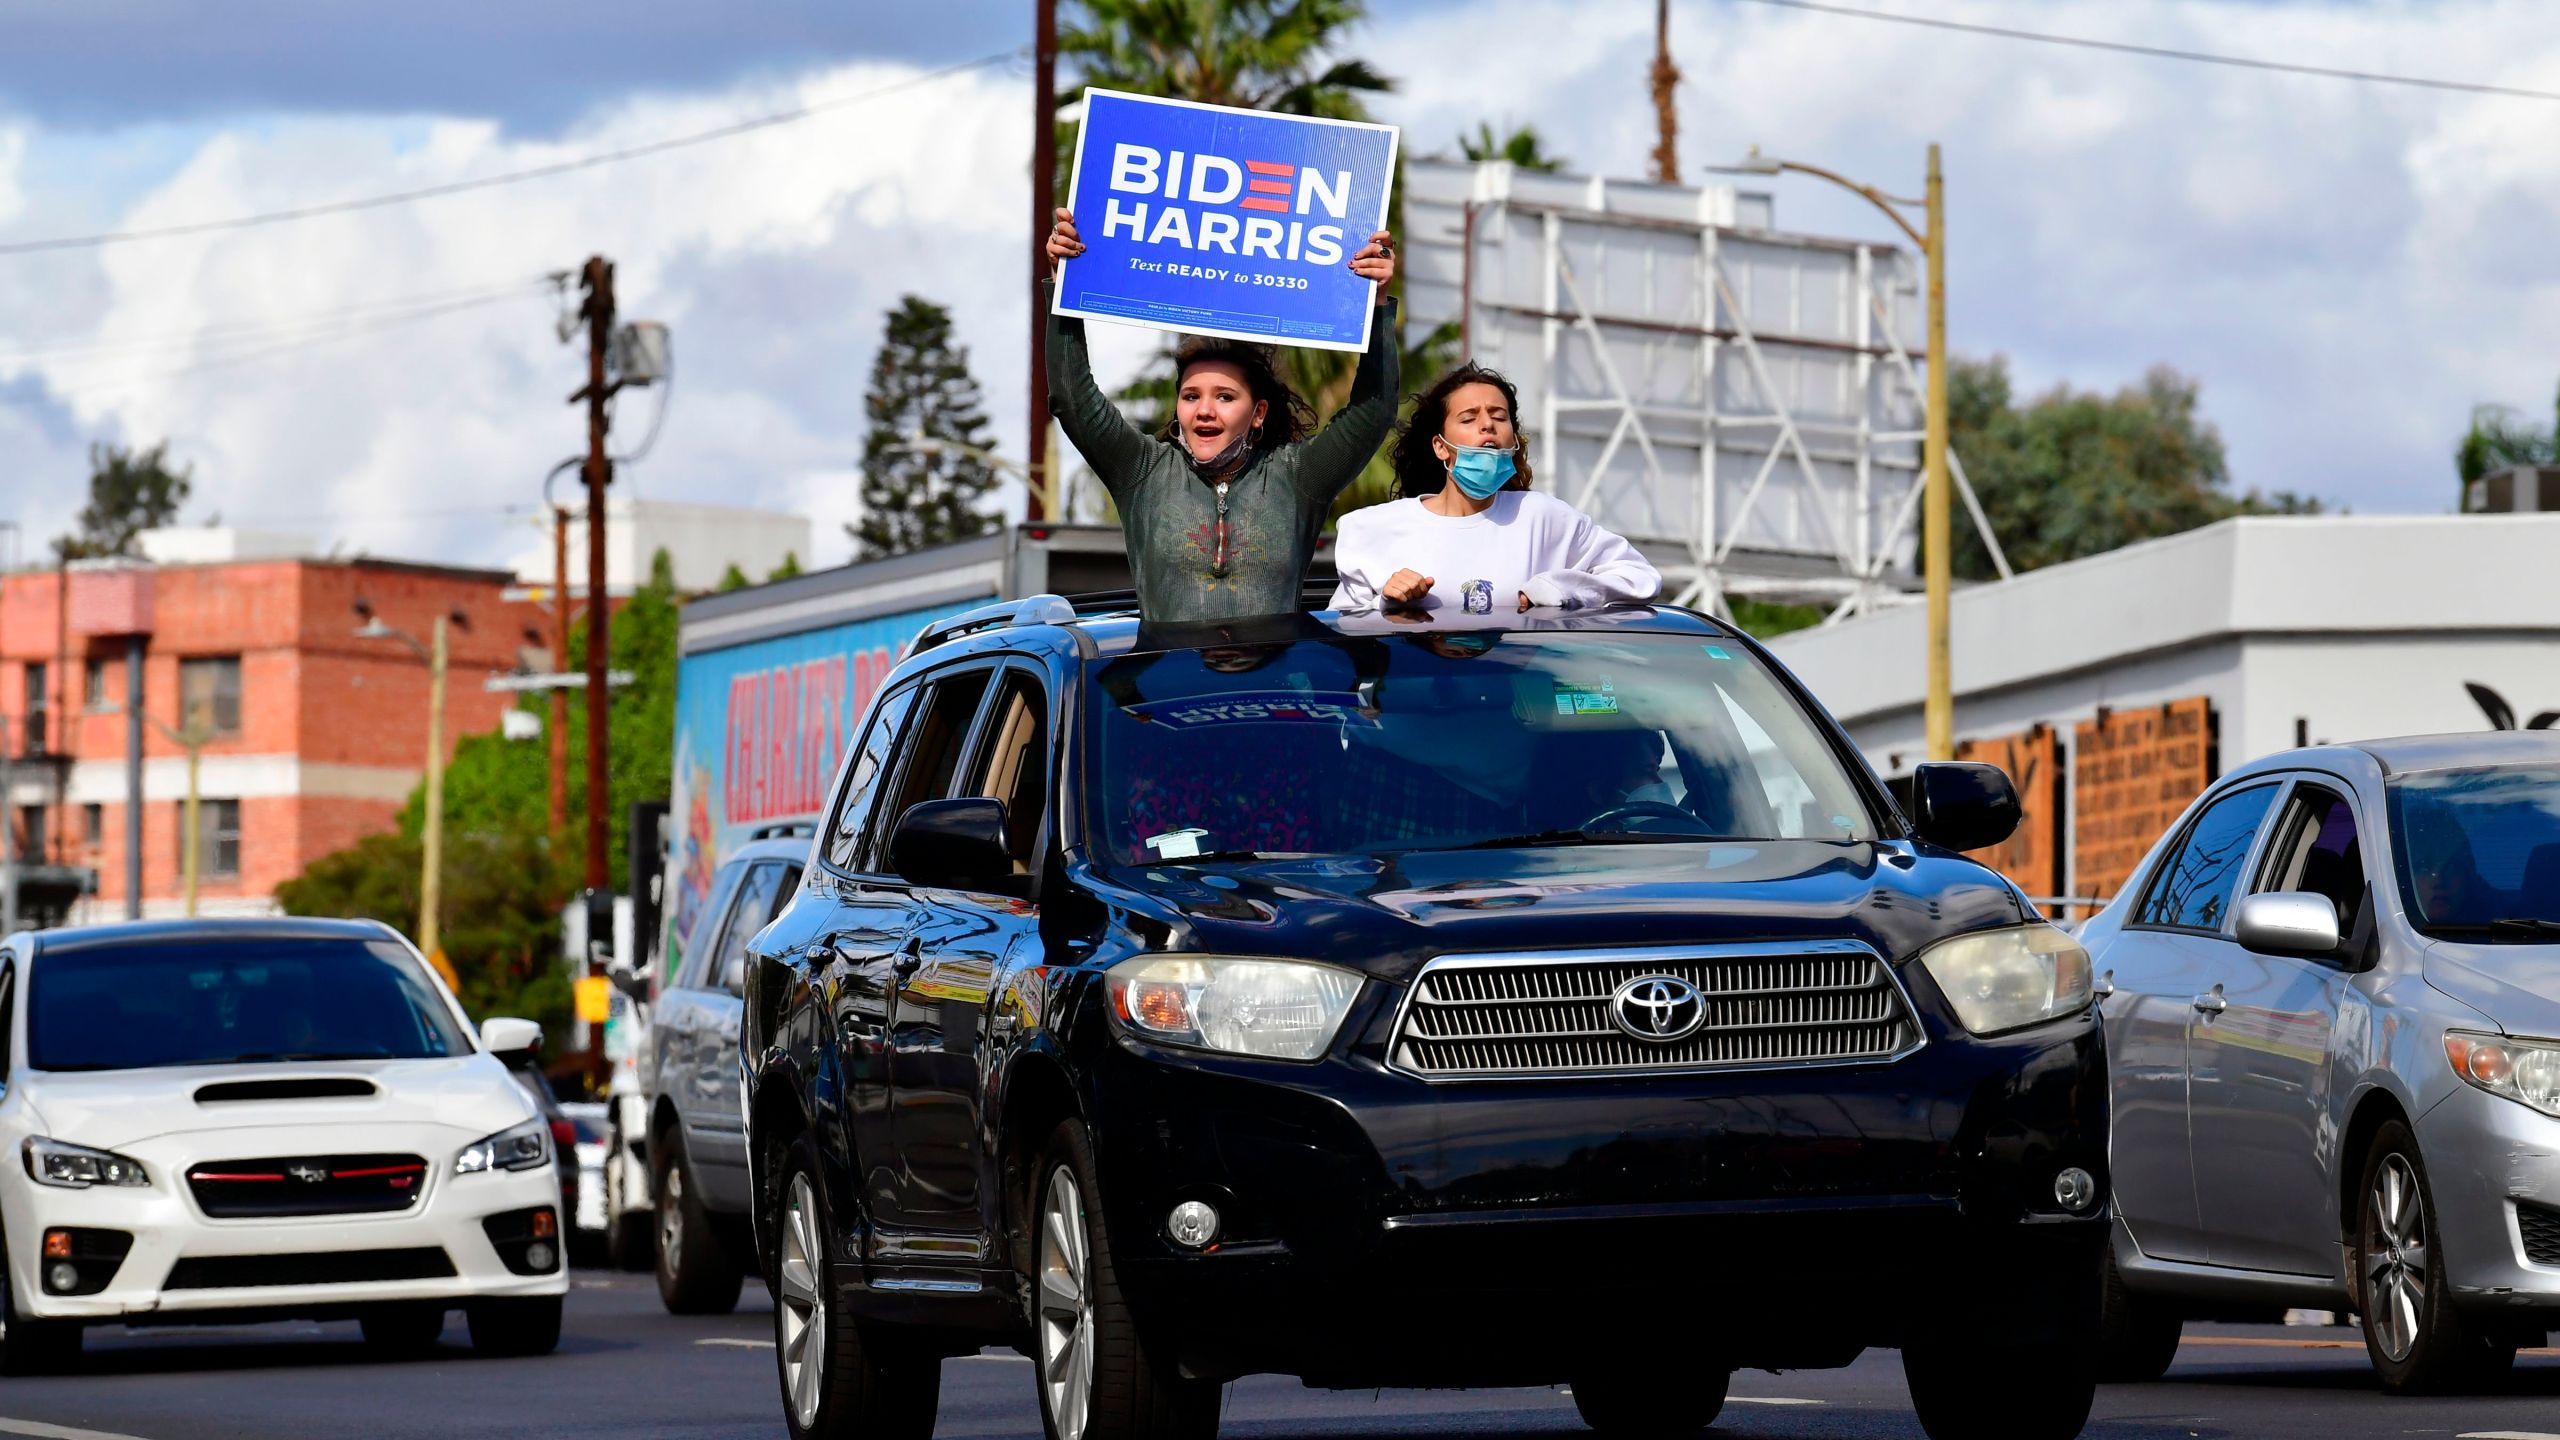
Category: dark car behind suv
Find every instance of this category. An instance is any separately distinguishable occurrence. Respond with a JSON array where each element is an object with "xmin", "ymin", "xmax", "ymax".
[{"xmin": 741, "ymin": 598, "xmax": 2108, "ymax": 1440}]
